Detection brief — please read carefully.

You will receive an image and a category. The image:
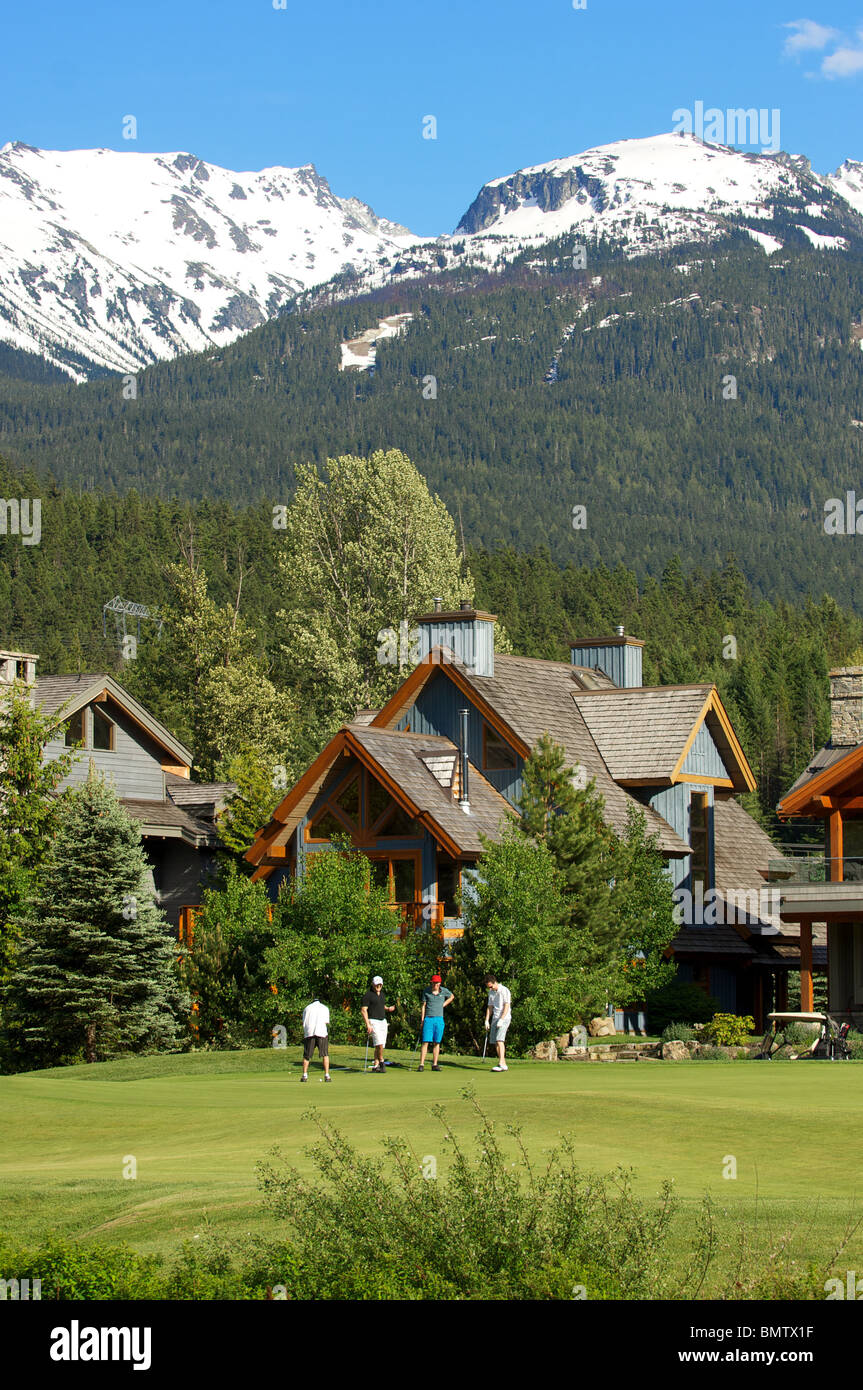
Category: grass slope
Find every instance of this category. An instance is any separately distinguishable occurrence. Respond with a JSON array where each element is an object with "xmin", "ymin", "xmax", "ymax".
[{"xmin": 2, "ymin": 1049, "xmax": 862, "ymax": 1281}]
